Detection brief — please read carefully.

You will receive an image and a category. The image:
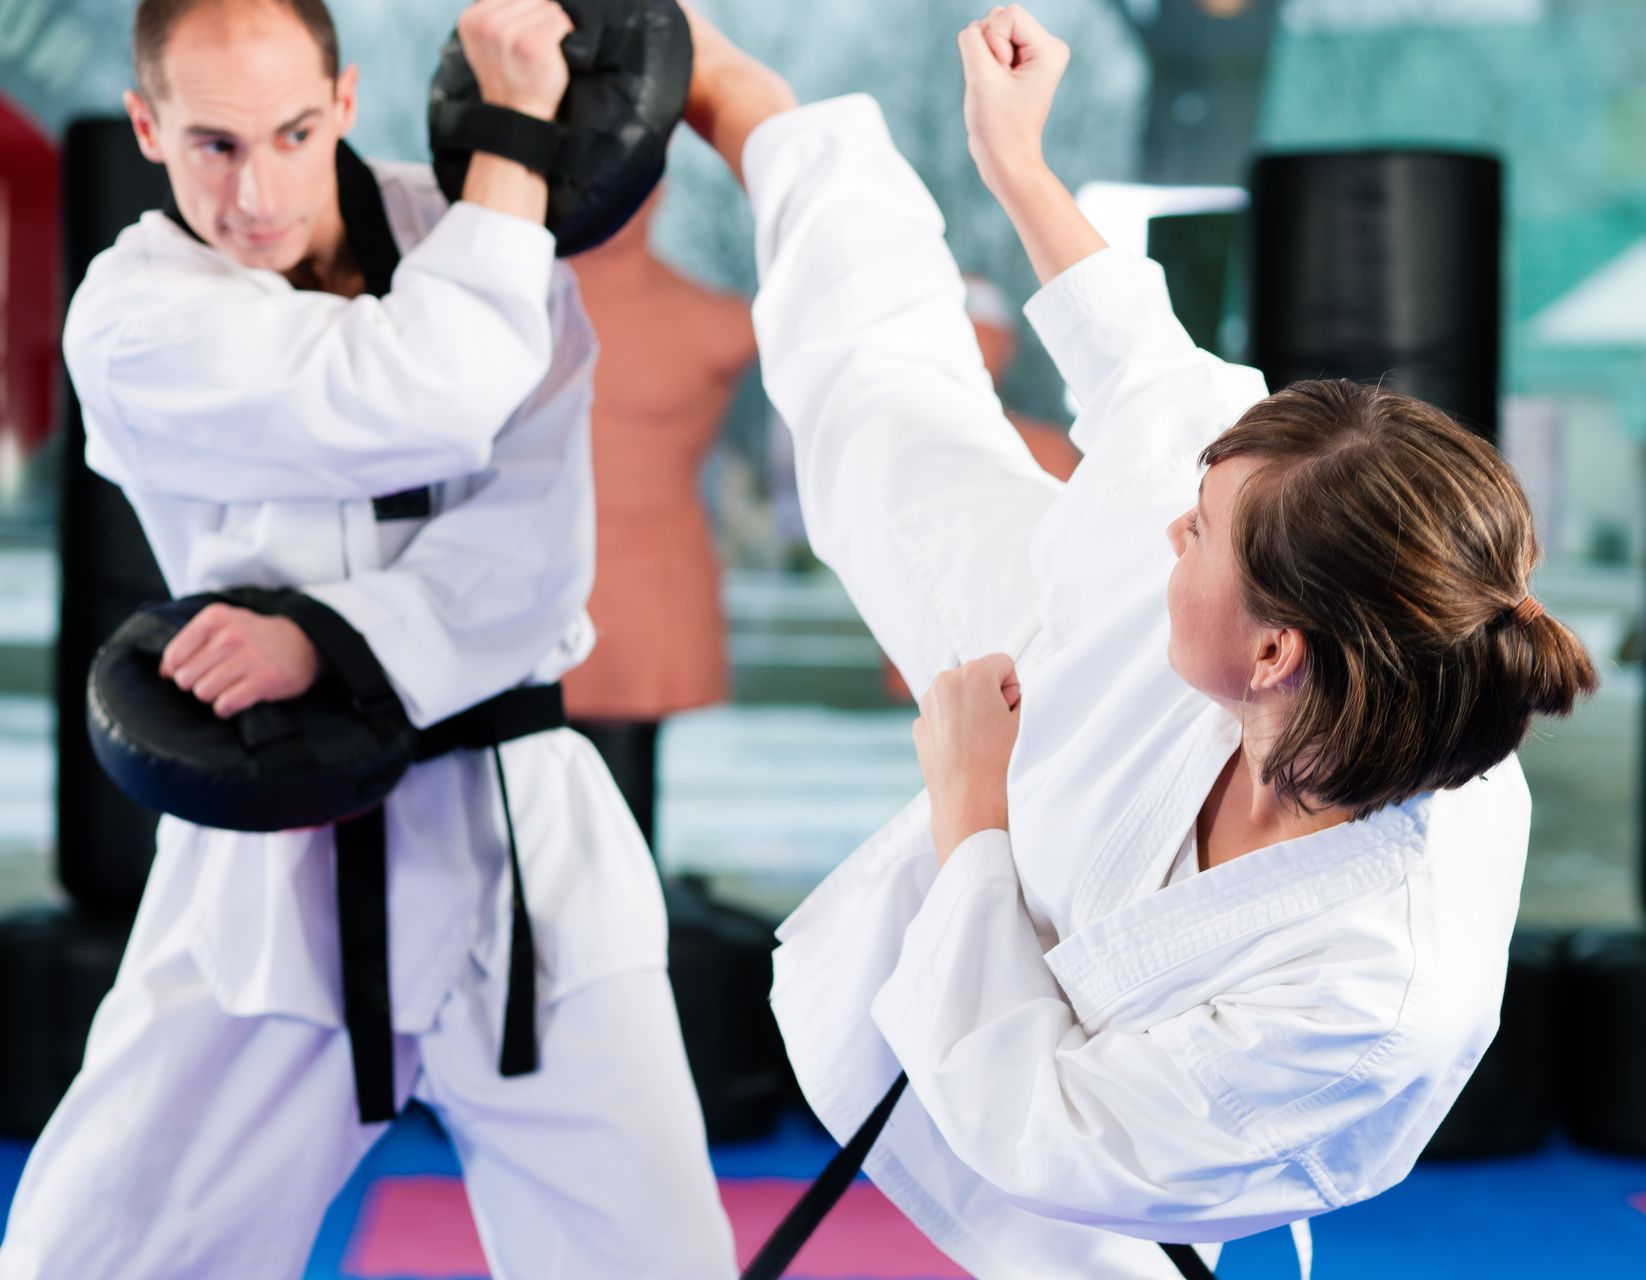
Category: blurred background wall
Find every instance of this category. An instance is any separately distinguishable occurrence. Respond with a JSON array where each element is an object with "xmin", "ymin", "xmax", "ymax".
[{"xmin": 1, "ymin": 0, "xmax": 1641, "ymax": 930}]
